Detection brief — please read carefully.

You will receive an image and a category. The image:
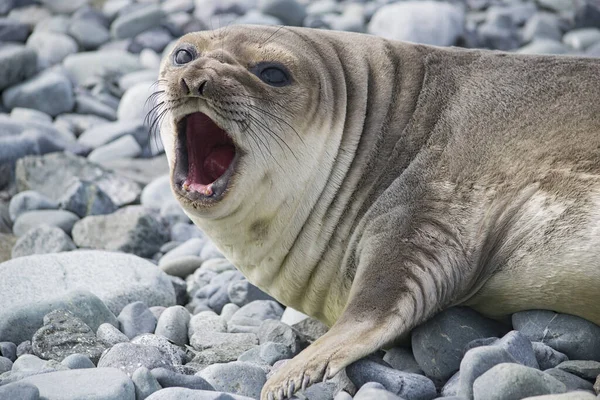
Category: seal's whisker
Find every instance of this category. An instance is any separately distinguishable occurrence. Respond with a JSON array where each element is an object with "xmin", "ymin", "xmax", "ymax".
[
  {"xmin": 246, "ymin": 111, "xmax": 298, "ymax": 162},
  {"xmin": 245, "ymin": 103, "xmax": 305, "ymax": 146}
]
